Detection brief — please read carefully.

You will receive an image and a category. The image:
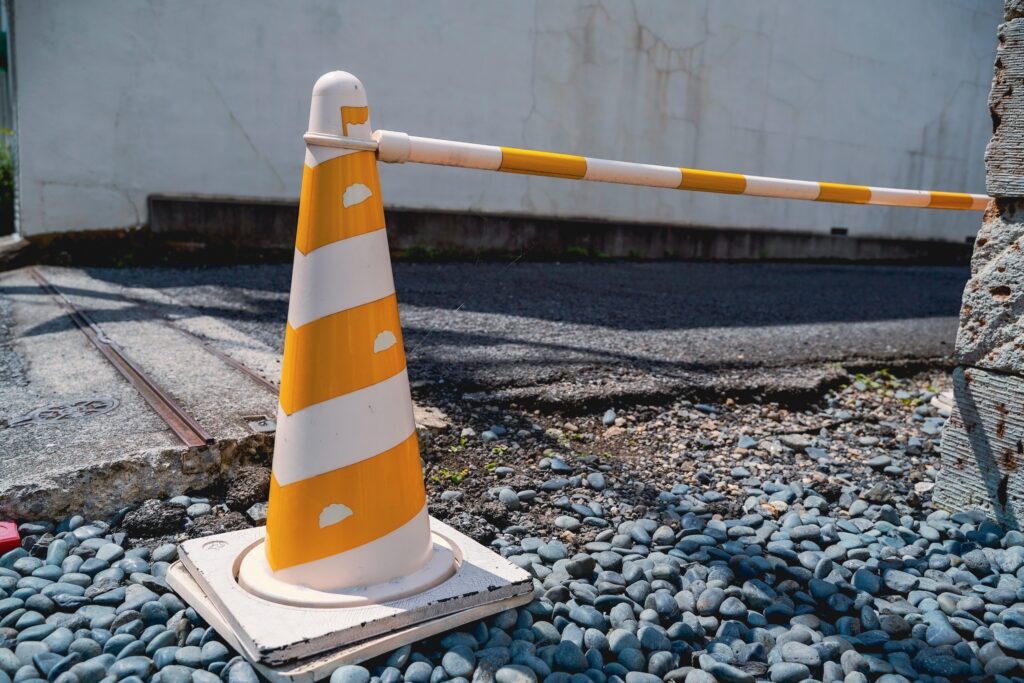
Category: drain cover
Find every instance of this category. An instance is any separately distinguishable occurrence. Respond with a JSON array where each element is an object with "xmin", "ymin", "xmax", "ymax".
[
  {"xmin": 3, "ymin": 397, "xmax": 120, "ymax": 429},
  {"xmin": 244, "ymin": 416, "xmax": 277, "ymax": 434}
]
